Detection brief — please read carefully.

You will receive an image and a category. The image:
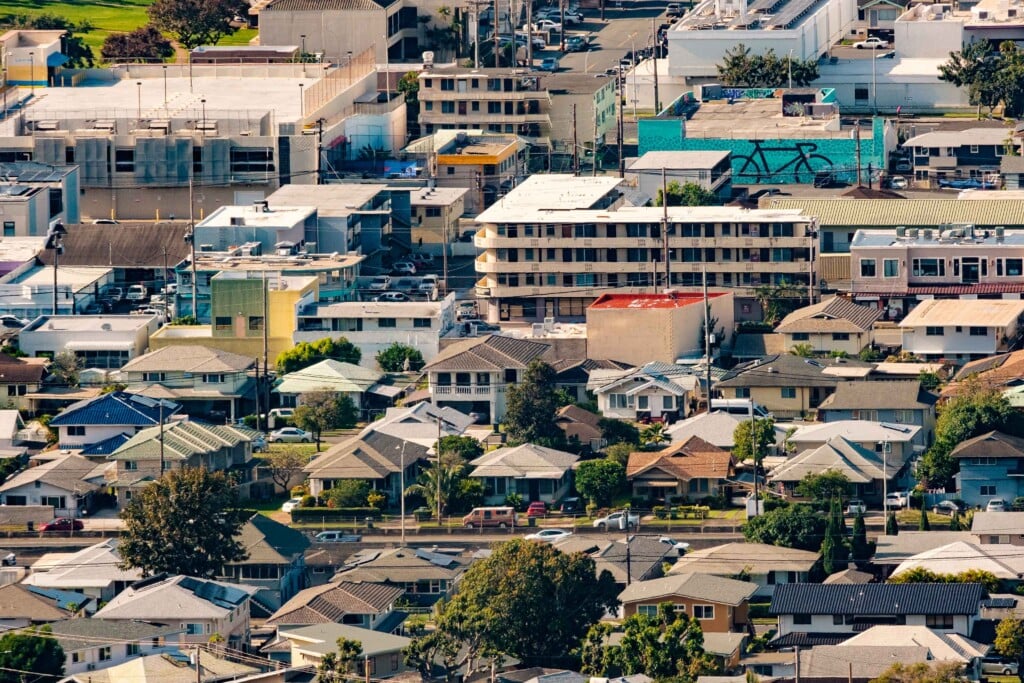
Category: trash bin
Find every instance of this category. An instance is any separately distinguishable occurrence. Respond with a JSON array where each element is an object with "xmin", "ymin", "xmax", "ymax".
[
  {"xmin": 25, "ymin": 521, "xmax": 33, "ymax": 532},
  {"xmin": 365, "ymin": 517, "xmax": 374, "ymax": 529},
  {"xmin": 528, "ymin": 517, "xmax": 536, "ymax": 527}
]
